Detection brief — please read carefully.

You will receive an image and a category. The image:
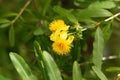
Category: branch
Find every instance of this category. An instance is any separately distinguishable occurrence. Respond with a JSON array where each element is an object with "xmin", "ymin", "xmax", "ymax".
[{"xmin": 12, "ymin": 0, "xmax": 32, "ymax": 24}]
